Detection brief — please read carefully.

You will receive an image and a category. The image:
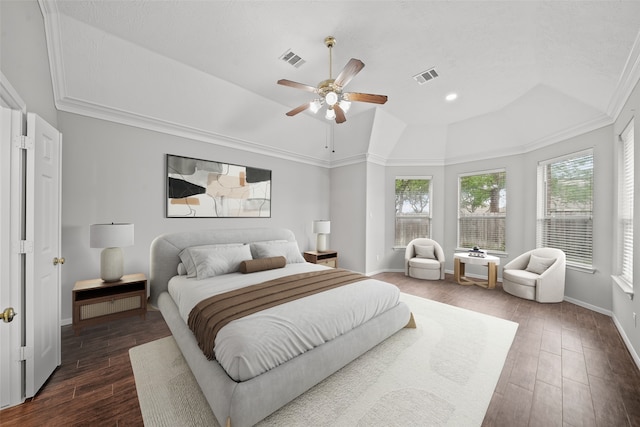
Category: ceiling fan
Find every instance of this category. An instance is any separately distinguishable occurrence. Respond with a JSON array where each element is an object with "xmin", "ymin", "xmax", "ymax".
[{"xmin": 277, "ymin": 36, "xmax": 388, "ymax": 124}]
